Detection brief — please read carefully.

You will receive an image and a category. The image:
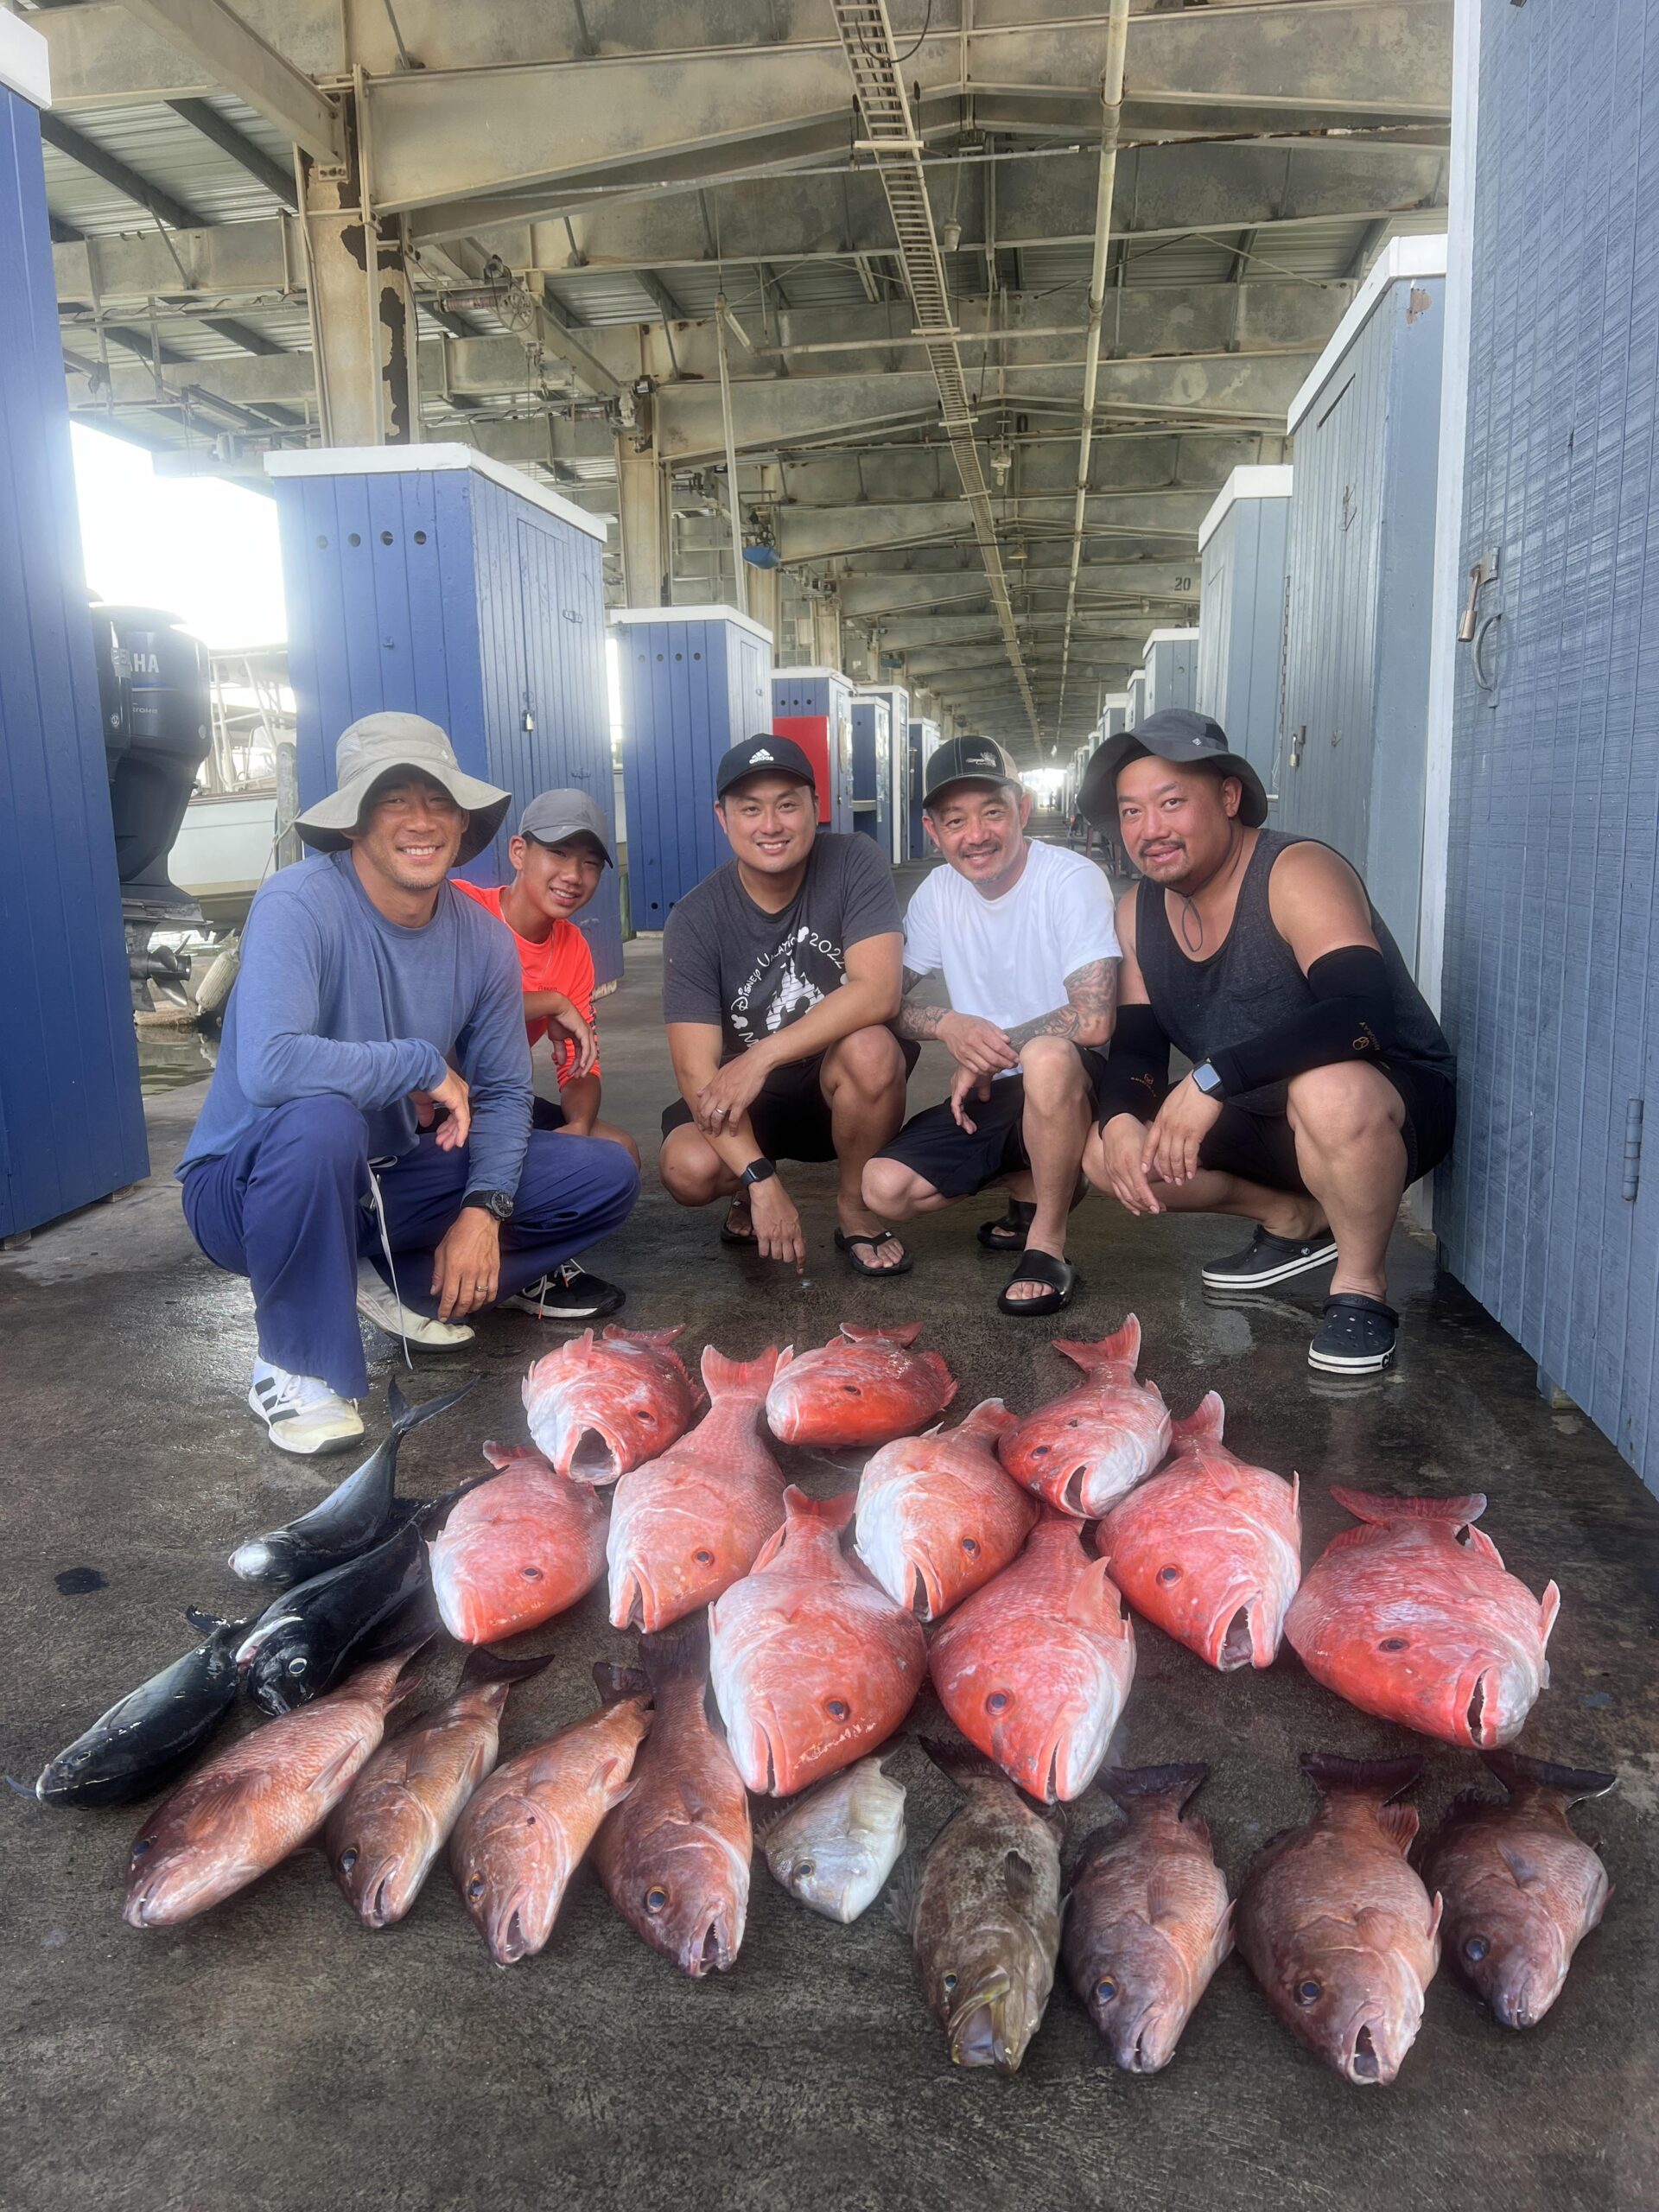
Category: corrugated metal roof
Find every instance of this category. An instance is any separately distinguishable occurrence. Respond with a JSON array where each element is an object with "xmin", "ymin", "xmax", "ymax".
[{"xmin": 42, "ymin": 95, "xmax": 290, "ymax": 235}]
